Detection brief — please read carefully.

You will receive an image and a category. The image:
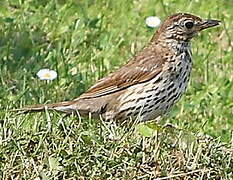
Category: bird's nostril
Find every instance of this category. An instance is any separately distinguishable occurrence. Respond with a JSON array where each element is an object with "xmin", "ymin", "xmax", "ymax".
[{"xmin": 200, "ymin": 19, "xmax": 221, "ymax": 30}]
